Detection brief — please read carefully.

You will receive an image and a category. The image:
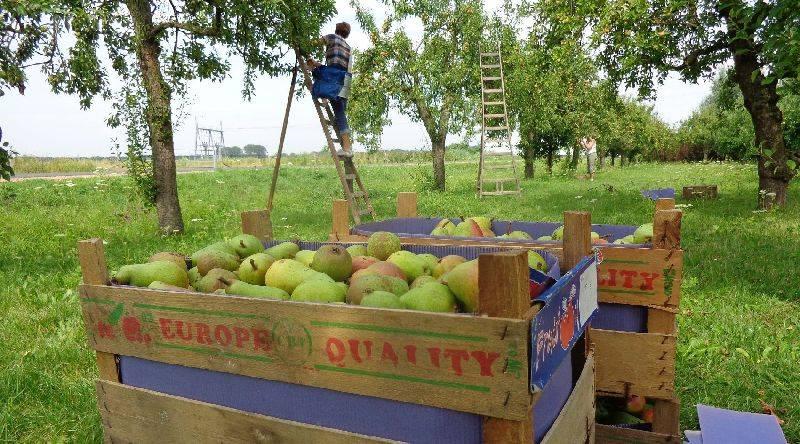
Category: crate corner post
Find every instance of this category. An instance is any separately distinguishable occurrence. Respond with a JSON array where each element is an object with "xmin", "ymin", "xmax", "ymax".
[
  {"xmin": 331, "ymin": 199, "xmax": 351, "ymax": 241},
  {"xmin": 77, "ymin": 238, "xmax": 120, "ymax": 383},
  {"xmin": 241, "ymin": 209, "xmax": 273, "ymax": 241},
  {"xmin": 478, "ymin": 250, "xmax": 533, "ymax": 443},
  {"xmin": 396, "ymin": 192, "xmax": 418, "ymax": 218},
  {"xmin": 653, "ymin": 208, "xmax": 682, "ymax": 251},
  {"xmin": 562, "ymin": 211, "xmax": 592, "ymax": 270}
]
